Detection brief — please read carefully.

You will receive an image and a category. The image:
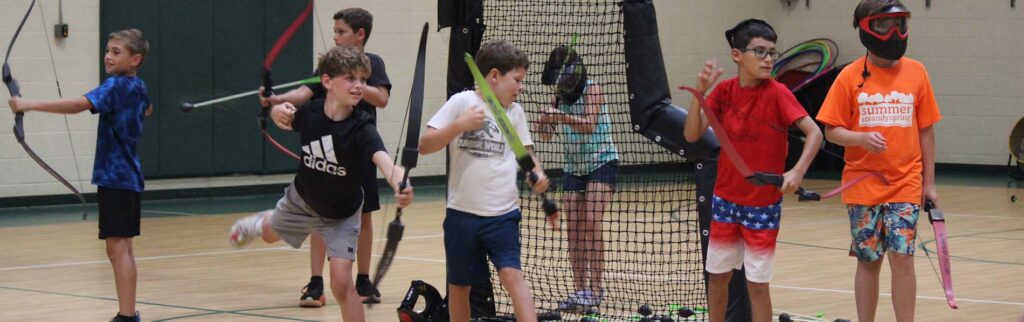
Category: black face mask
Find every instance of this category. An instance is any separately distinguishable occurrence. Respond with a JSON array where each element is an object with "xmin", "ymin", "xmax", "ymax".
[
  {"xmin": 556, "ymin": 61, "xmax": 587, "ymax": 104},
  {"xmin": 542, "ymin": 45, "xmax": 588, "ymax": 105},
  {"xmin": 859, "ymin": 28, "xmax": 908, "ymax": 60}
]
